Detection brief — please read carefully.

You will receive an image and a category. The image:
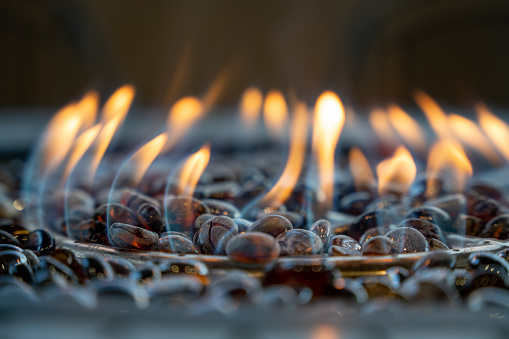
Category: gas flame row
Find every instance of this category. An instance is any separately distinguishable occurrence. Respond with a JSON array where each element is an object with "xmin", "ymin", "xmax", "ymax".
[{"xmin": 39, "ymin": 84, "xmax": 509, "ymax": 212}]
